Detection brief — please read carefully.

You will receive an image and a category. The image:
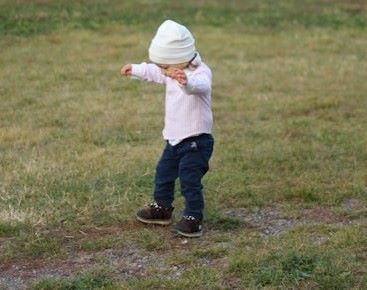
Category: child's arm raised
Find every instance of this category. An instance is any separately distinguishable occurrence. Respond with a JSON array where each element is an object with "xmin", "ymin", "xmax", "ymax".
[{"xmin": 120, "ymin": 63, "xmax": 166, "ymax": 84}]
